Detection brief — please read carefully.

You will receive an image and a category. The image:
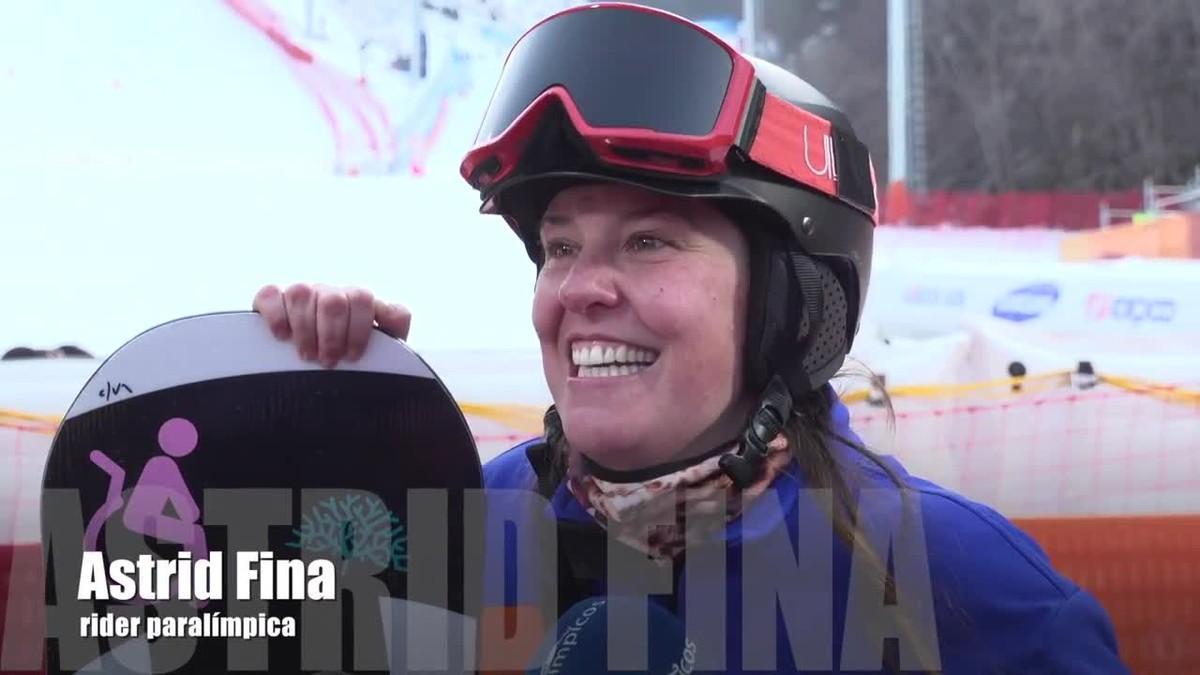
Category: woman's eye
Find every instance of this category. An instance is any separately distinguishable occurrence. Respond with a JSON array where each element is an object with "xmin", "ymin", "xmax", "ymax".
[
  {"xmin": 542, "ymin": 240, "xmax": 575, "ymax": 259},
  {"xmin": 628, "ymin": 234, "xmax": 667, "ymax": 252}
]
